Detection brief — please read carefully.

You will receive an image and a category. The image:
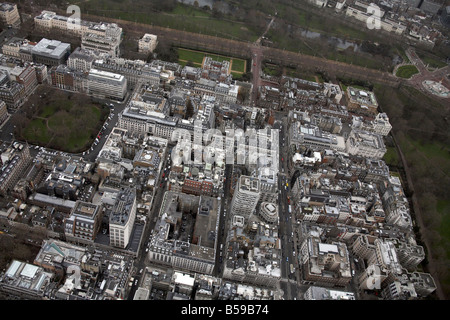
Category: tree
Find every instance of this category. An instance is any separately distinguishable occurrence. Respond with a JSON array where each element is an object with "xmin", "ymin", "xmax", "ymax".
[
  {"xmin": 154, "ymin": 39, "xmax": 179, "ymax": 63},
  {"xmin": 185, "ymin": 98, "xmax": 194, "ymax": 119}
]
